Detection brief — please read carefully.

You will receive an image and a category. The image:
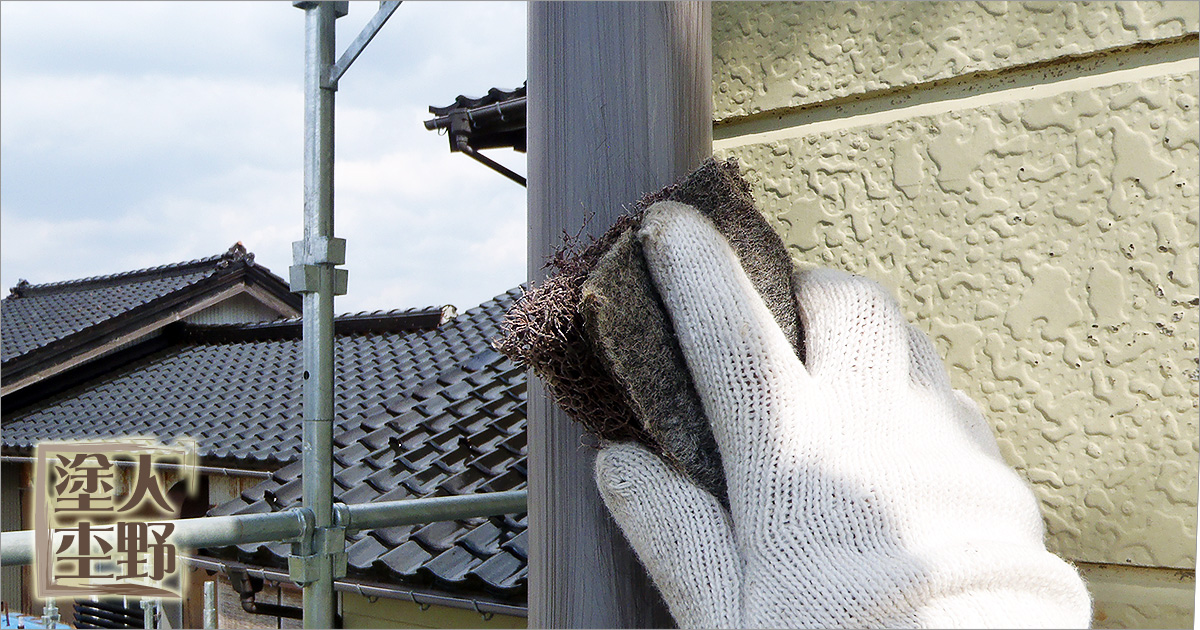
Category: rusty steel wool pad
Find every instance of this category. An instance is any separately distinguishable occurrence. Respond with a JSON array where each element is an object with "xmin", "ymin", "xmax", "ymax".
[{"xmin": 493, "ymin": 158, "xmax": 802, "ymax": 506}]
